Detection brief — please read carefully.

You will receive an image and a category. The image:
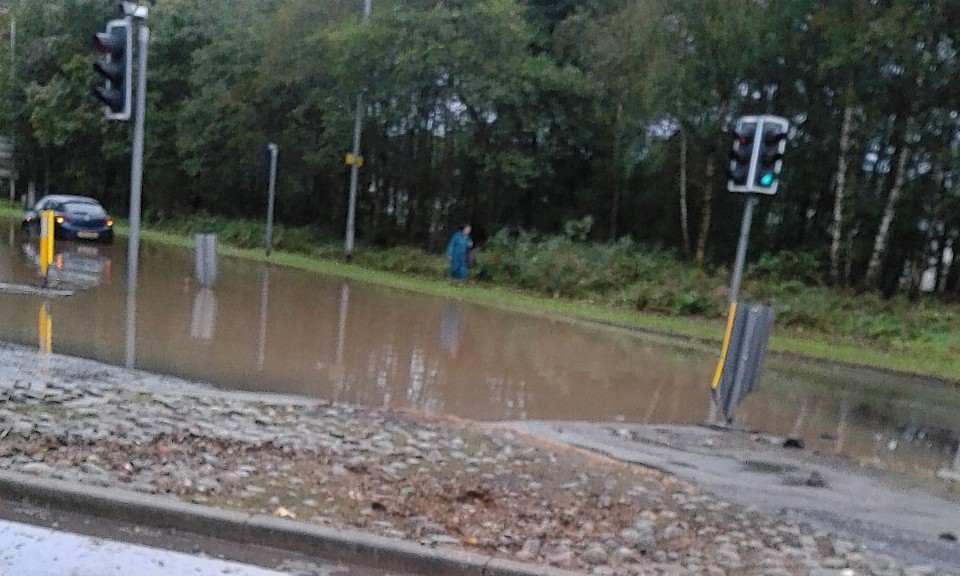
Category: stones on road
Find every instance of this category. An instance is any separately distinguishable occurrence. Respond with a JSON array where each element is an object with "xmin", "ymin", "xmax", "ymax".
[{"xmin": 0, "ymin": 371, "xmax": 951, "ymax": 576}]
